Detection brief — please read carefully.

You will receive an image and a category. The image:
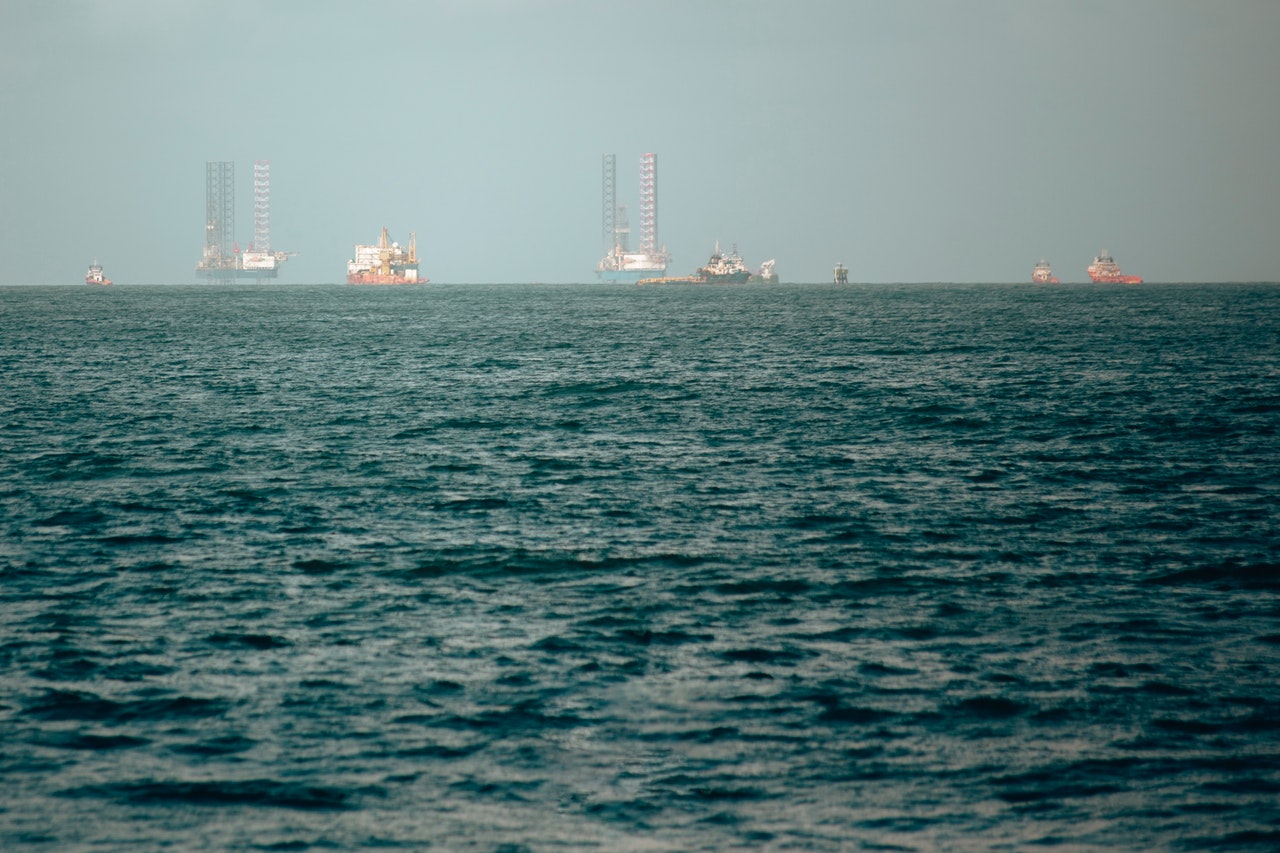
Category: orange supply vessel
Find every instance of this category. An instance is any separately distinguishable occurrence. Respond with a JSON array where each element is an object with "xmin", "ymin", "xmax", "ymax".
[
  {"xmin": 1087, "ymin": 250, "xmax": 1142, "ymax": 284},
  {"xmin": 347, "ymin": 228, "xmax": 427, "ymax": 285},
  {"xmin": 85, "ymin": 260, "xmax": 112, "ymax": 286},
  {"xmin": 1032, "ymin": 259, "xmax": 1059, "ymax": 284}
]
